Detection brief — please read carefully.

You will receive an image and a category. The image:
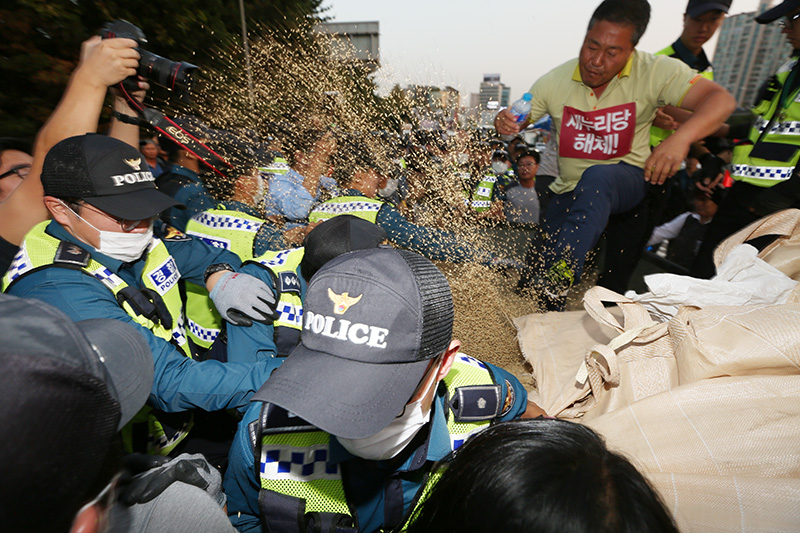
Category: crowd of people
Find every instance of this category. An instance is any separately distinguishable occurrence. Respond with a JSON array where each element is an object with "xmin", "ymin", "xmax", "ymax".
[{"xmin": 1, "ymin": 0, "xmax": 799, "ymax": 531}]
